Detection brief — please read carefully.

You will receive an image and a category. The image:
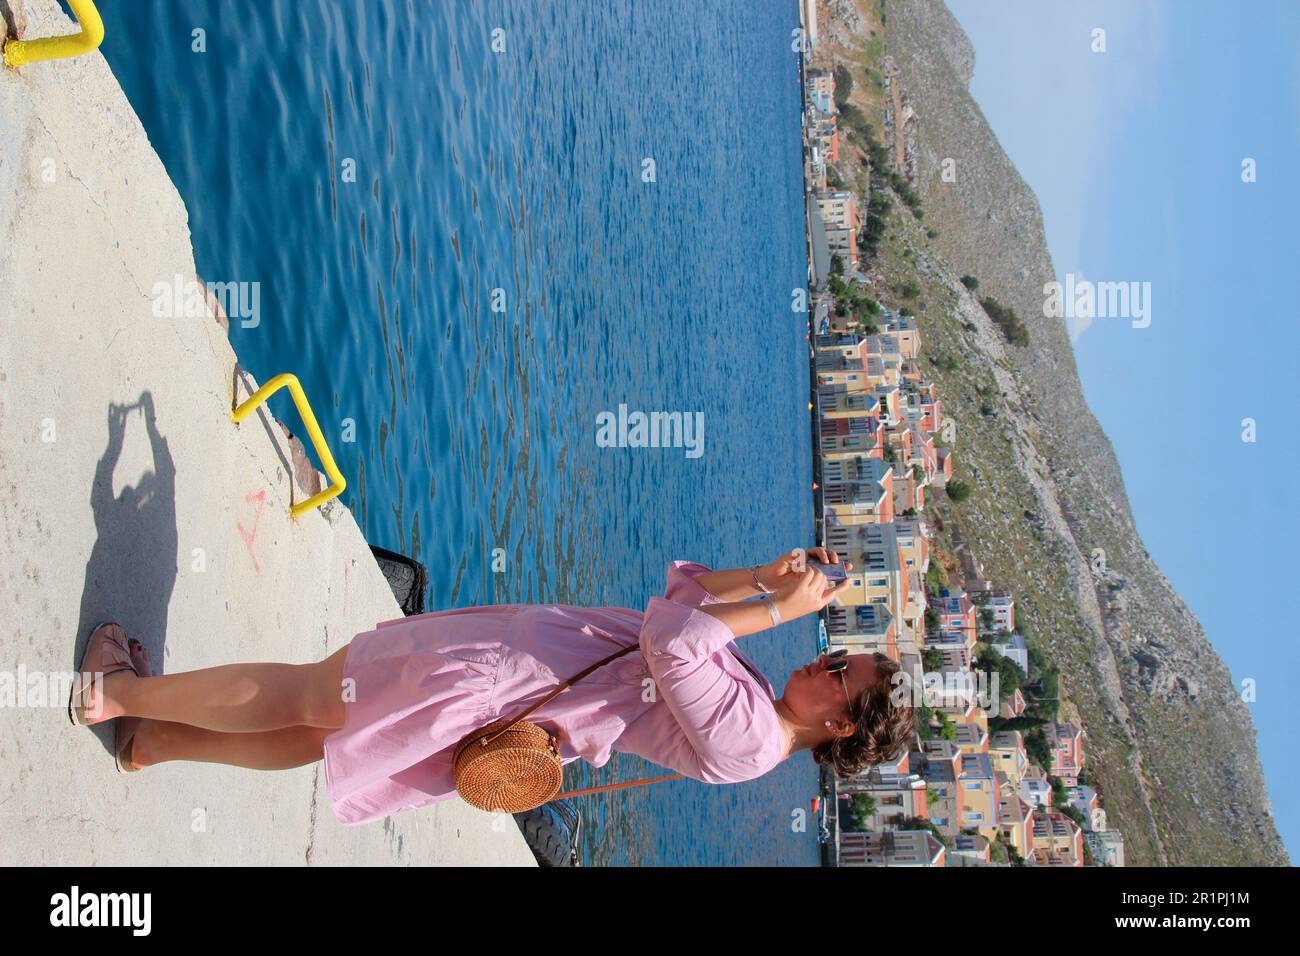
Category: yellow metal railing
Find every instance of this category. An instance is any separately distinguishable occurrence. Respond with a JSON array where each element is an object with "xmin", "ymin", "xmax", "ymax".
[
  {"xmin": 3, "ymin": 0, "xmax": 105, "ymax": 68},
  {"xmin": 231, "ymin": 374, "xmax": 346, "ymax": 518}
]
